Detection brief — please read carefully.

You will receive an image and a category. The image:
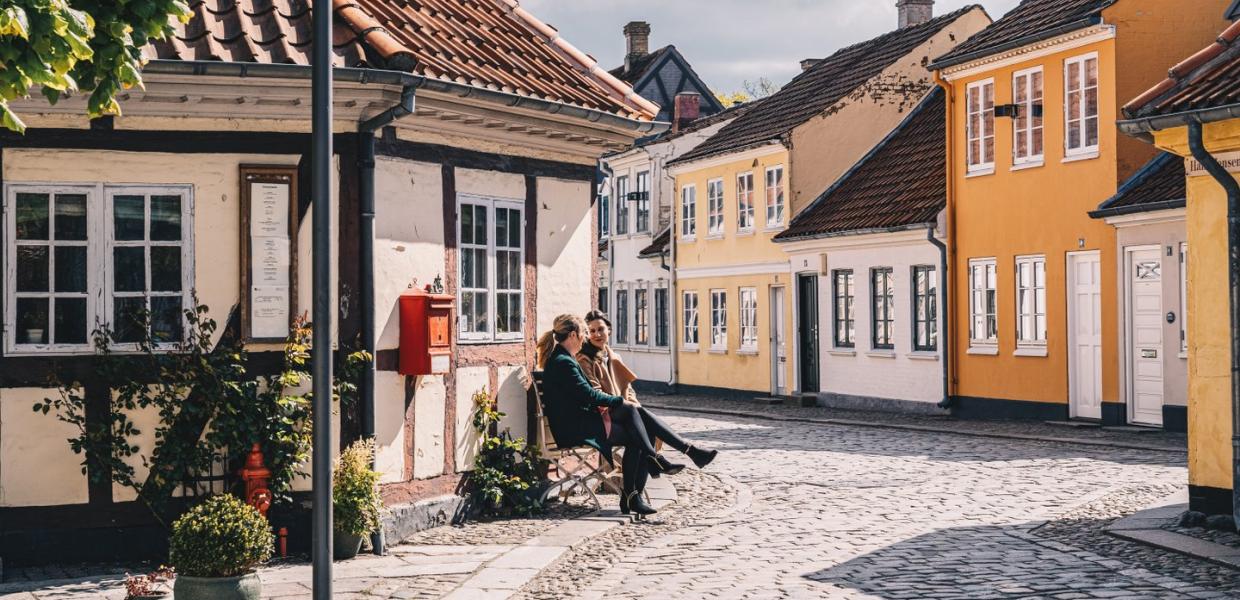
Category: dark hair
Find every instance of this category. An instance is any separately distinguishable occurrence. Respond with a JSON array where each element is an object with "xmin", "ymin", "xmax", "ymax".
[{"xmin": 584, "ymin": 310, "xmax": 612, "ymax": 327}]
